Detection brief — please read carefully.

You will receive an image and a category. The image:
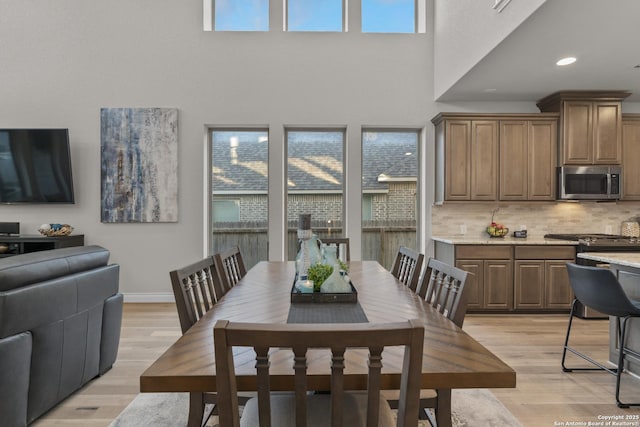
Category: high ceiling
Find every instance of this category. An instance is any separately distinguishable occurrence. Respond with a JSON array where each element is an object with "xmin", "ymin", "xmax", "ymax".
[{"xmin": 436, "ymin": 0, "xmax": 640, "ymax": 102}]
